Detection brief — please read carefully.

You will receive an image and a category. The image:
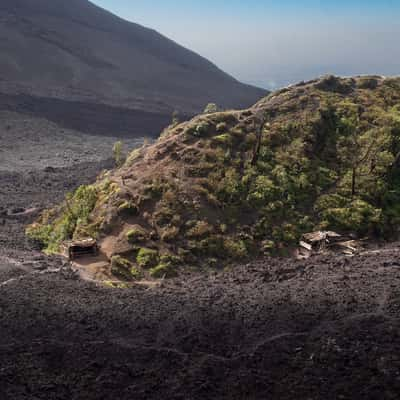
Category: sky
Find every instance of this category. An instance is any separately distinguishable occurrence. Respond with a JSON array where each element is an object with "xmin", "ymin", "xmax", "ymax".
[{"xmin": 92, "ymin": 0, "xmax": 400, "ymax": 90}]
